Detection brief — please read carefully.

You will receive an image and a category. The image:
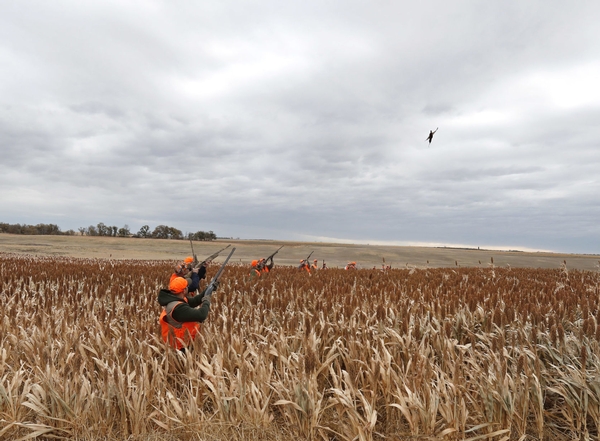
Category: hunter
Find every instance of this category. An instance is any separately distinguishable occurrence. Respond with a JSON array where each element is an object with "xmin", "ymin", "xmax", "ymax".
[
  {"xmin": 260, "ymin": 256, "xmax": 274, "ymax": 273},
  {"xmin": 250, "ymin": 260, "xmax": 261, "ymax": 278},
  {"xmin": 170, "ymin": 256, "xmax": 207, "ymax": 298},
  {"xmin": 311, "ymin": 259, "xmax": 319, "ymax": 271},
  {"xmin": 299, "ymin": 259, "xmax": 311, "ymax": 273},
  {"xmin": 158, "ymin": 276, "xmax": 215, "ymax": 352}
]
